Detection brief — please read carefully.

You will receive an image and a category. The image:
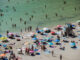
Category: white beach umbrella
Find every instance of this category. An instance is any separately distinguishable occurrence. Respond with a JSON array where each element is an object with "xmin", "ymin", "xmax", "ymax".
[{"xmin": 43, "ymin": 27, "xmax": 49, "ymax": 31}]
